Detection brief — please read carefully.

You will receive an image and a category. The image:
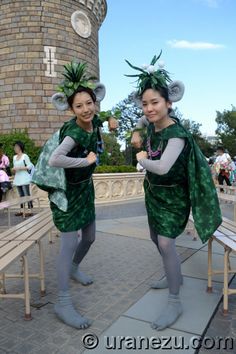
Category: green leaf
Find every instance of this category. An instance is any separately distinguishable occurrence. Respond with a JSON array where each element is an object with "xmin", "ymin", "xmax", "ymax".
[
  {"xmin": 87, "ymin": 76, "xmax": 97, "ymax": 81},
  {"xmin": 150, "ymin": 50, "xmax": 162, "ymax": 65},
  {"xmin": 87, "ymin": 82, "xmax": 96, "ymax": 89},
  {"xmin": 125, "ymin": 60, "xmax": 146, "ymax": 73},
  {"xmin": 124, "ymin": 74, "xmax": 140, "ymax": 78}
]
